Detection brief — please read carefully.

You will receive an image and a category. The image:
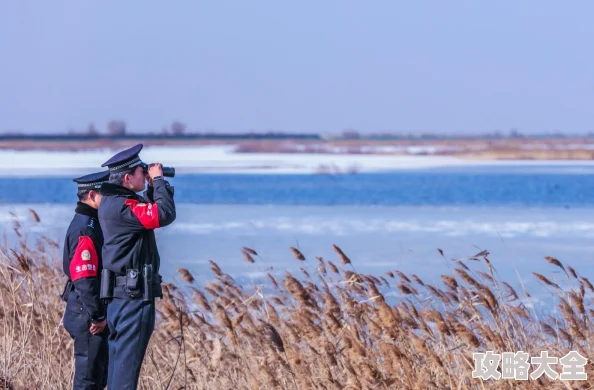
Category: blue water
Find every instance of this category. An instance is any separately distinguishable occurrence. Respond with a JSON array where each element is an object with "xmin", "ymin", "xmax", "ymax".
[
  {"xmin": 2, "ymin": 166, "xmax": 594, "ymax": 207},
  {"xmin": 2, "ymin": 165, "xmax": 594, "ymax": 311}
]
